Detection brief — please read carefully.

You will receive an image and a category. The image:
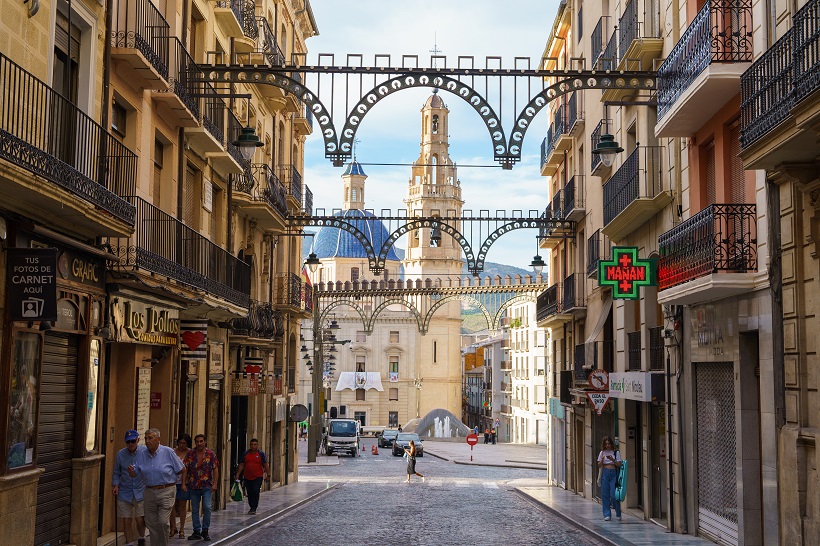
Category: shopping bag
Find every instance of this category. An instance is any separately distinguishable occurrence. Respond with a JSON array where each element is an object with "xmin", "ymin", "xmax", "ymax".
[
  {"xmin": 231, "ymin": 481, "xmax": 244, "ymax": 502},
  {"xmin": 615, "ymin": 460, "xmax": 628, "ymax": 502}
]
